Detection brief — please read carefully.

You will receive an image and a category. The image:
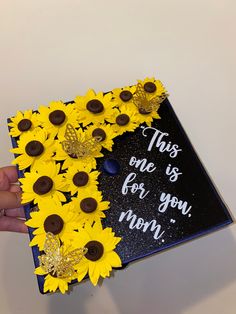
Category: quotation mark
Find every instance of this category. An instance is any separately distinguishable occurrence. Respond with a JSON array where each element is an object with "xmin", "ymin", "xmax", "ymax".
[{"xmin": 170, "ymin": 219, "xmax": 176, "ymax": 224}]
